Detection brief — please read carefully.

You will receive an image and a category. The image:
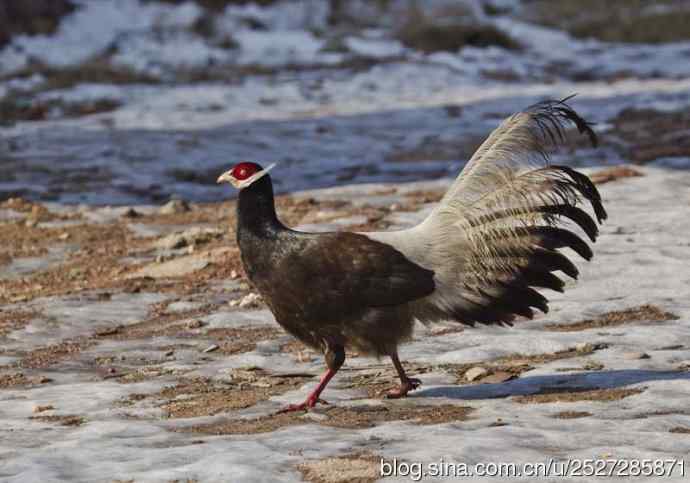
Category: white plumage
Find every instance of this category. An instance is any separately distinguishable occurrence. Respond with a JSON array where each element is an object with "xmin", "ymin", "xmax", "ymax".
[{"xmin": 366, "ymin": 98, "xmax": 606, "ymax": 326}]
